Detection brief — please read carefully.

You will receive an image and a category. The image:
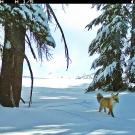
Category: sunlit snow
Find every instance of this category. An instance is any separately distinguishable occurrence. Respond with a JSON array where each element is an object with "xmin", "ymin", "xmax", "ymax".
[{"xmin": 0, "ymin": 78, "xmax": 135, "ymax": 135}]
